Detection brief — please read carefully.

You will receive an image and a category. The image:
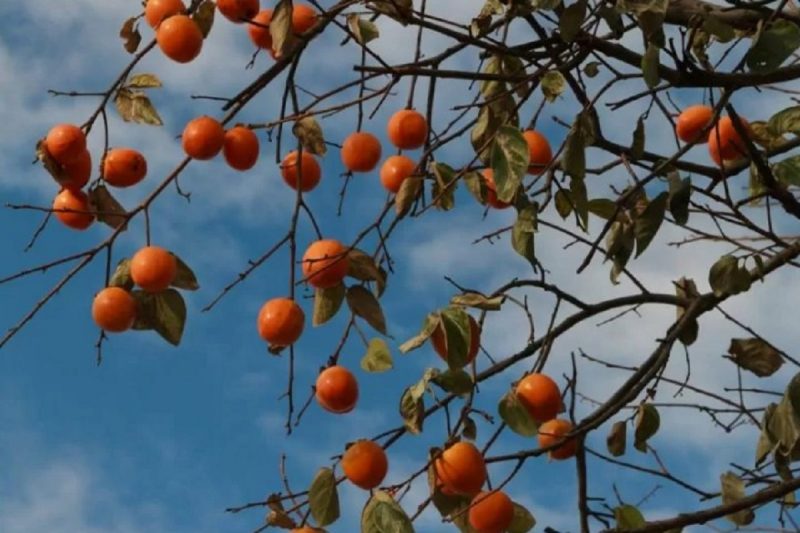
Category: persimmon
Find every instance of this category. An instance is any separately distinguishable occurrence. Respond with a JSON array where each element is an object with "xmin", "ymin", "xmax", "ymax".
[
  {"xmin": 257, "ymin": 298, "xmax": 305, "ymax": 347},
  {"xmin": 223, "ymin": 126, "xmax": 260, "ymax": 171},
  {"xmin": 248, "ymin": 9, "xmax": 273, "ymax": 50},
  {"xmin": 515, "ymin": 373, "xmax": 562, "ymax": 423},
  {"xmin": 434, "ymin": 441, "xmax": 487, "ymax": 496},
  {"xmin": 430, "ymin": 315, "xmax": 480, "ymax": 365},
  {"xmin": 387, "ymin": 109, "xmax": 428, "ymax": 150},
  {"xmin": 130, "ymin": 246, "xmax": 177, "ymax": 293},
  {"xmin": 538, "ymin": 418, "xmax": 577, "ymax": 460},
  {"xmin": 523, "ymin": 129, "xmax": 553, "ymax": 175},
  {"xmin": 92, "ymin": 287, "xmax": 137, "ymax": 333},
  {"xmin": 61, "ymin": 149, "xmax": 92, "ymax": 190},
  {"xmin": 217, "ymin": 0, "xmax": 259, "ymax": 23},
  {"xmin": 45, "ymin": 124, "xmax": 86, "ymax": 165},
  {"xmin": 144, "ymin": 0, "xmax": 186, "ymax": 28},
  {"xmin": 468, "ymin": 491, "xmax": 514, "ymax": 533},
  {"xmin": 708, "ymin": 115, "xmax": 751, "ymax": 165},
  {"xmin": 301, "ymin": 239, "xmax": 349, "ymax": 289},
  {"xmin": 281, "ymin": 151, "xmax": 321, "ymax": 192},
  {"xmin": 481, "ymin": 169, "xmax": 511, "ymax": 209},
  {"xmin": 341, "ymin": 439, "xmax": 388, "ymax": 490},
  {"xmin": 292, "ymin": 4, "xmax": 317, "ymax": 34},
  {"xmin": 183, "ymin": 116, "xmax": 225, "ymax": 160},
  {"xmin": 676, "ymin": 105, "xmax": 713, "ymax": 144},
  {"xmin": 315, "ymin": 365, "xmax": 359, "ymax": 414},
  {"xmin": 53, "ymin": 189, "xmax": 94, "ymax": 230},
  {"xmin": 379, "ymin": 155, "xmax": 416, "ymax": 193},
  {"xmin": 341, "ymin": 132, "xmax": 382, "ymax": 173},
  {"xmin": 290, "ymin": 528, "xmax": 320, "ymax": 533},
  {"xmin": 156, "ymin": 14, "xmax": 203, "ymax": 63},
  {"xmin": 103, "ymin": 148, "xmax": 147, "ymax": 187}
]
